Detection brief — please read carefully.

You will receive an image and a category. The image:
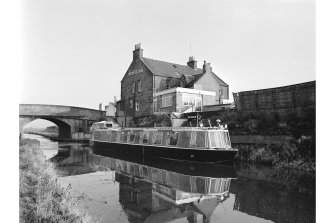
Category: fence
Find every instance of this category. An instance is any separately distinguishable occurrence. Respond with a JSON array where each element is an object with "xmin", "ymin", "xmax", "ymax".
[{"xmin": 233, "ymin": 81, "xmax": 315, "ymax": 112}]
